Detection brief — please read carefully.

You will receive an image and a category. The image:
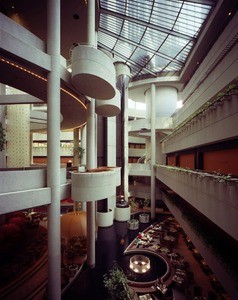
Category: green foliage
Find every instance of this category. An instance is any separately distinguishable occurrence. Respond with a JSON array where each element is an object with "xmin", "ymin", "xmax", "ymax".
[
  {"xmin": 66, "ymin": 236, "xmax": 87, "ymax": 260},
  {"xmin": 73, "ymin": 146, "xmax": 85, "ymax": 159},
  {"xmin": 0, "ymin": 122, "xmax": 6, "ymax": 152},
  {"xmin": 103, "ymin": 261, "xmax": 136, "ymax": 300},
  {"xmin": 129, "ymin": 197, "xmax": 151, "ymax": 208}
]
